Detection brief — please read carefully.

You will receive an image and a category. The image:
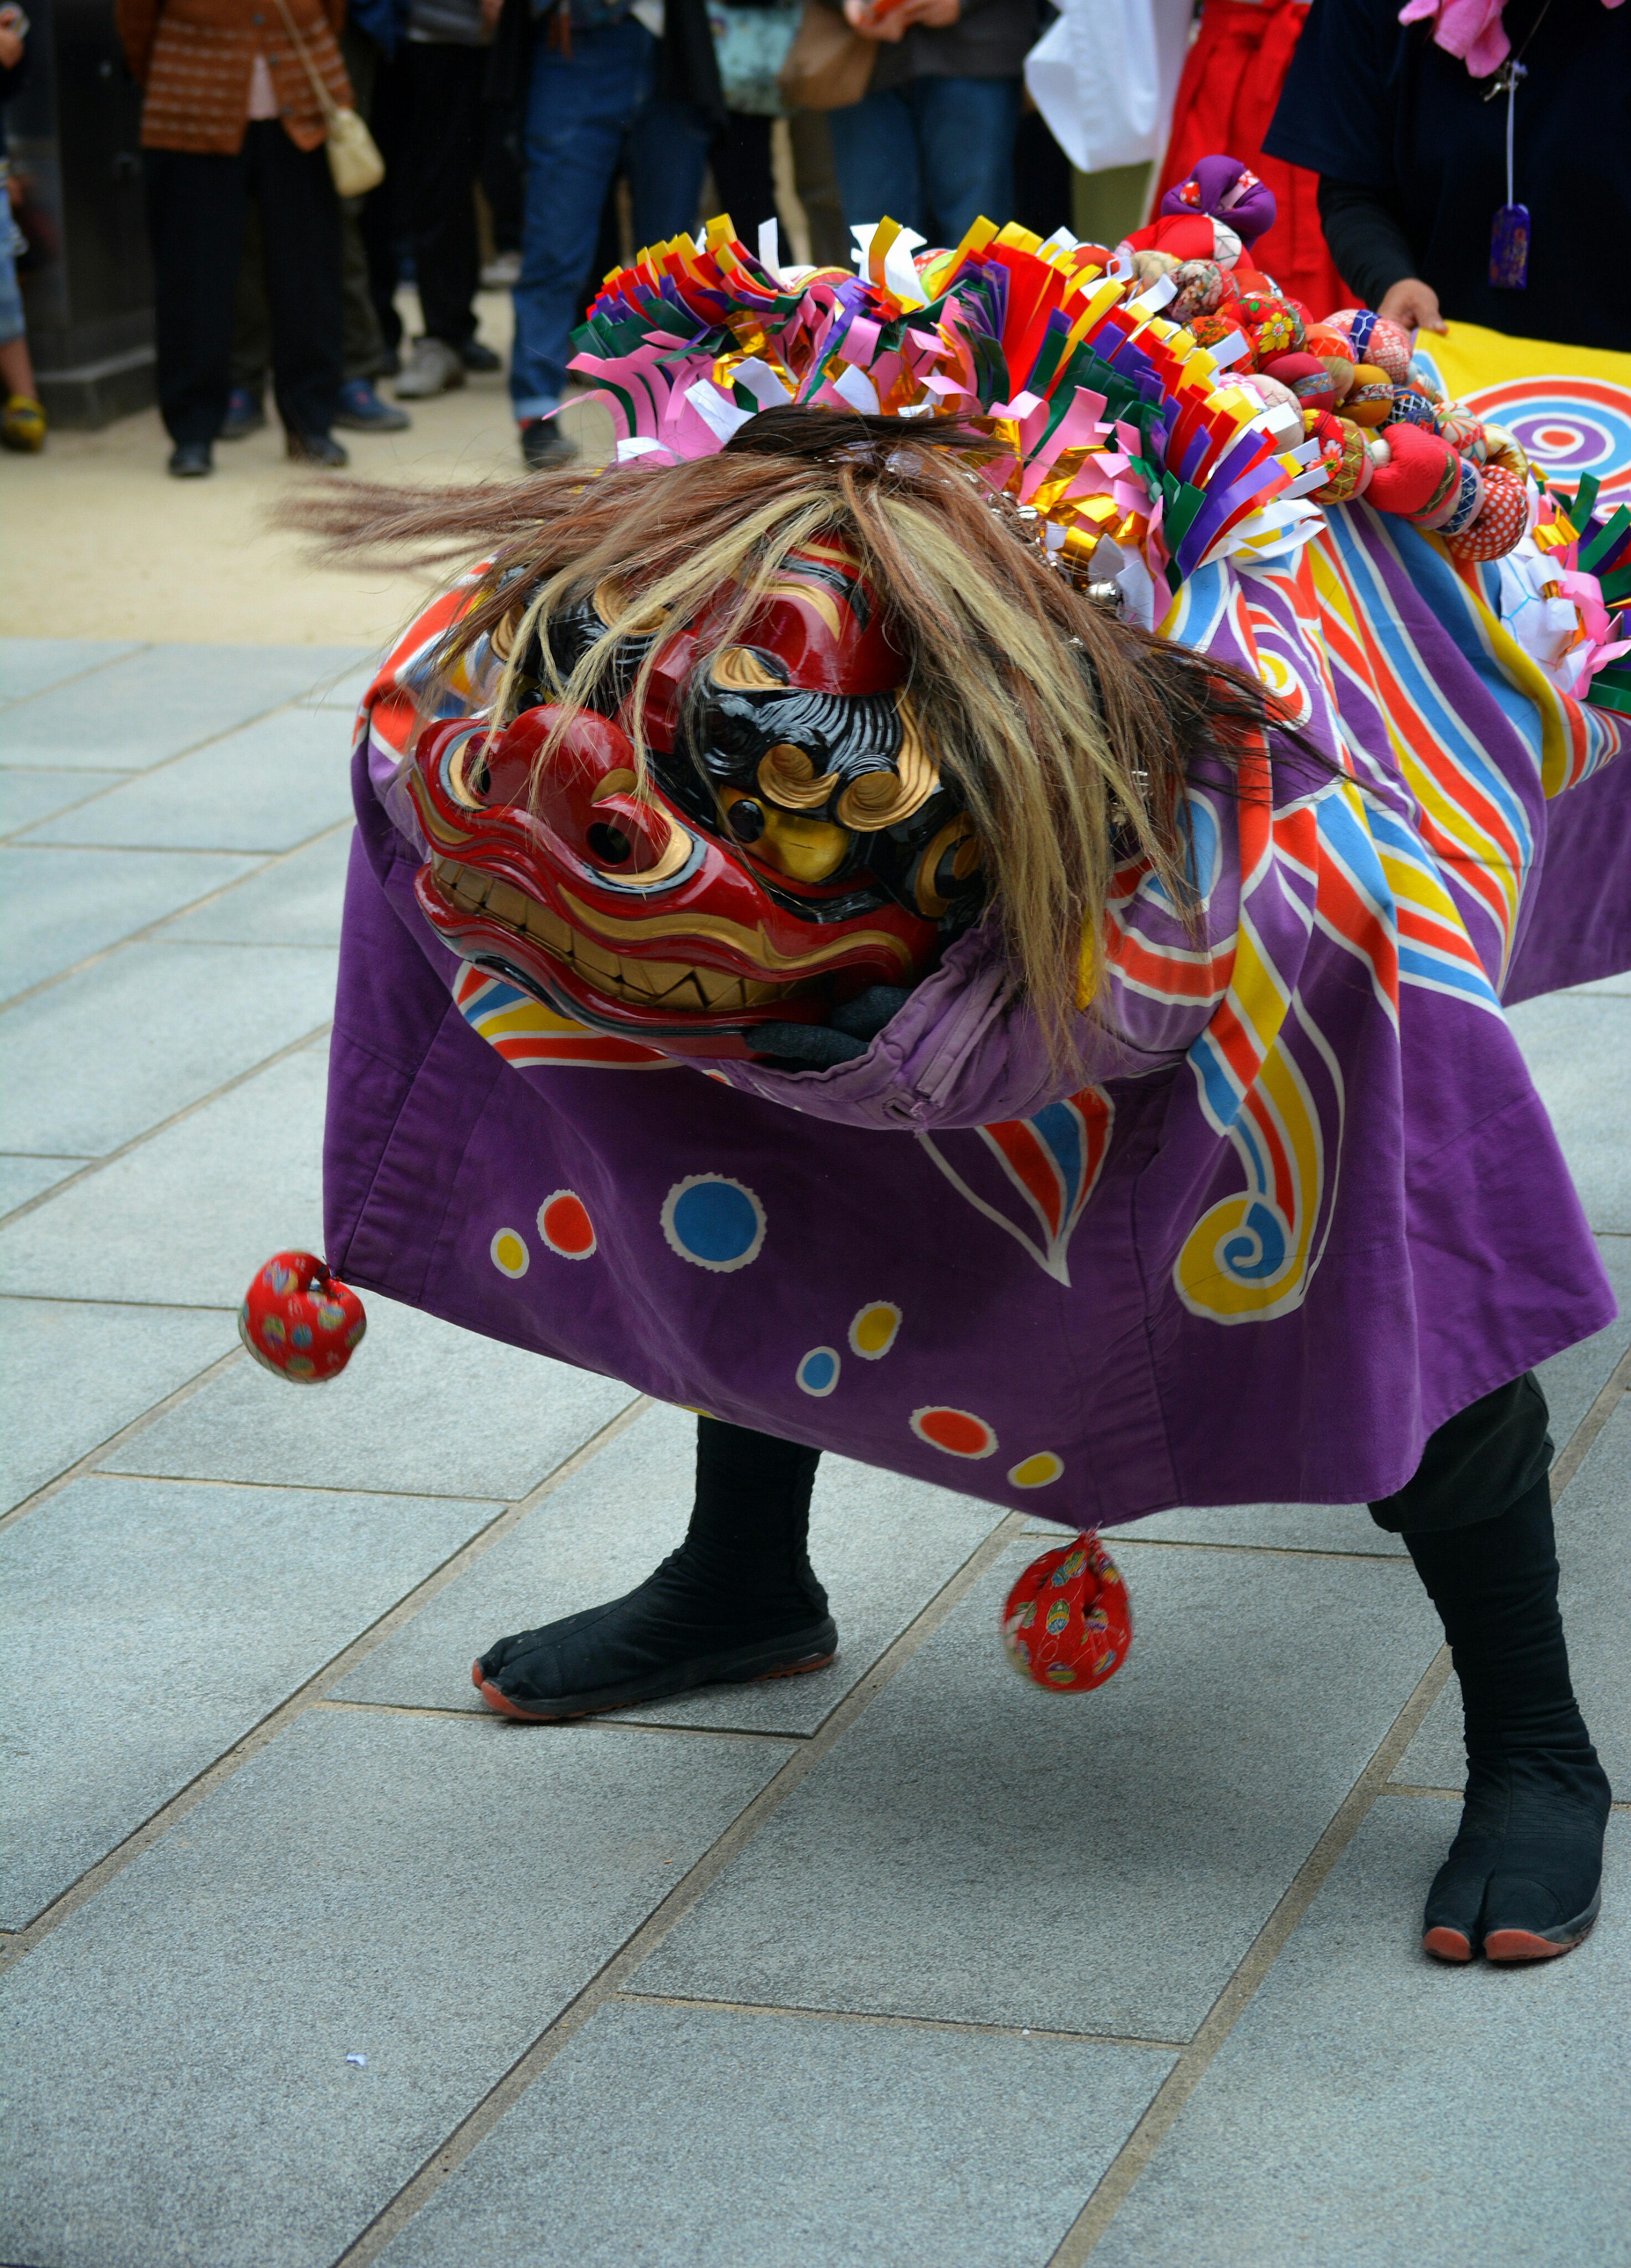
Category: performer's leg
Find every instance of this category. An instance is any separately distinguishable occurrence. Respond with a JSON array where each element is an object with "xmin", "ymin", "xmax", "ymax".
[
  {"xmin": 474, "ymin": 1417, "xmax": 837, "ymax": 1721},
  {"xmin": 1372, "ymin": 1376, "xmax": 1611, "ymax": 1963}
]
